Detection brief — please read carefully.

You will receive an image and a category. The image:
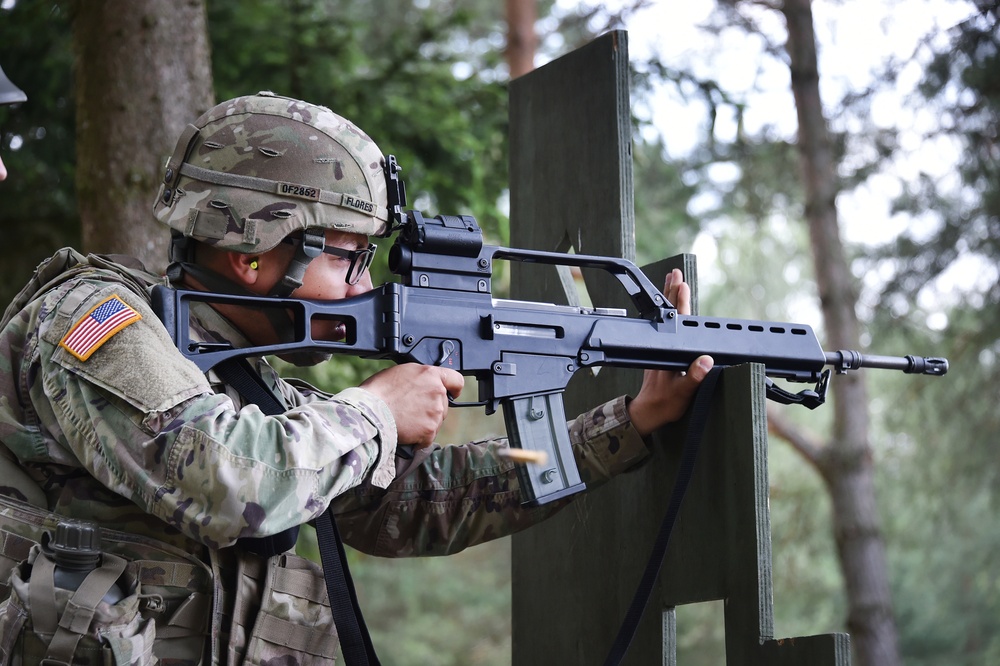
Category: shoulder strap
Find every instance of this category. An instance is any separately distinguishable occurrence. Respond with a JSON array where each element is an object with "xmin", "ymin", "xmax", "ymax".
[
  {"xmin": 214, "ymin": 357, "xmax": 381, "ymax": 666},
  {"xmin": 0, "ymin": 251, "xmax": 161, "ymax": 508},
  {"xmin": 213, "ymin": 358, "xmax": 299, "ymax": 555}
]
